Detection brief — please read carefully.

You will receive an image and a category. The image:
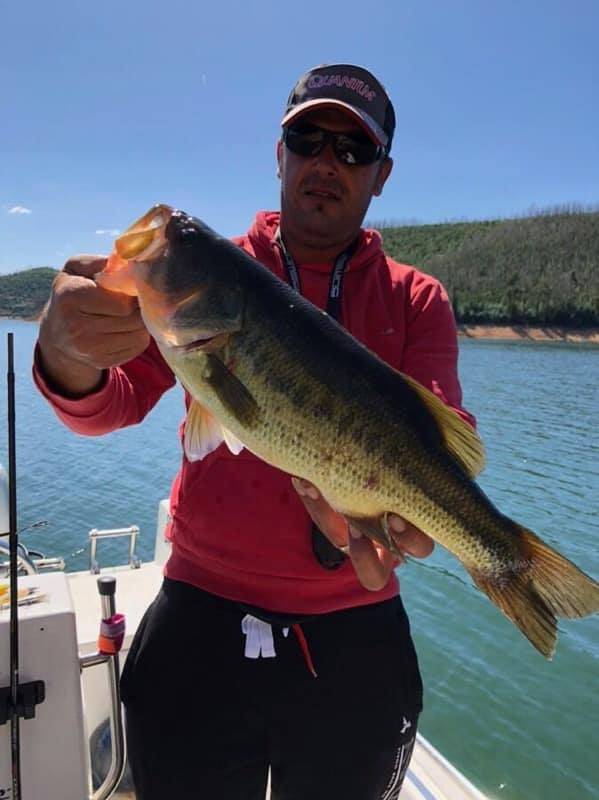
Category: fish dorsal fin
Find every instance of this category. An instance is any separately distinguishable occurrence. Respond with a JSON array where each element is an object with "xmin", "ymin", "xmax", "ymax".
[
  {"xmin": 184, "ymin": 401, "xmax": 224, "ymax": 461},
  {"xmin": 184, "ymin": 401, "xmax": 245, "ymax": 461},
  {"xmin": 402, "ymin": 374, "xmax": 486, "ymax": 477}
]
